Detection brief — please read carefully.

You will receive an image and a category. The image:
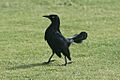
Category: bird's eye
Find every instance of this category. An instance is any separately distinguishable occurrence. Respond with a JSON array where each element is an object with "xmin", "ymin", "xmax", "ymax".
[{"xmin": 51, "ymin": 16, "xmax": 55, "ymax": 19}]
